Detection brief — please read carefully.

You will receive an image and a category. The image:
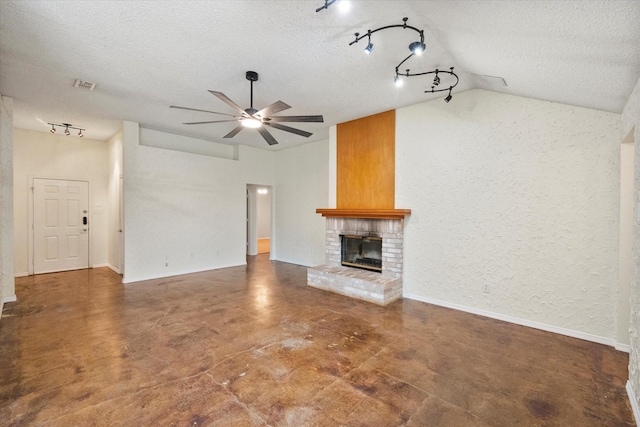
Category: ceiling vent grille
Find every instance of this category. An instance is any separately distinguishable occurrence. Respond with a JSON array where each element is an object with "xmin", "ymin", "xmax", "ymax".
[{"xmin": 74, "ymin": 79, "xmax": 96, "ymax": 91}]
